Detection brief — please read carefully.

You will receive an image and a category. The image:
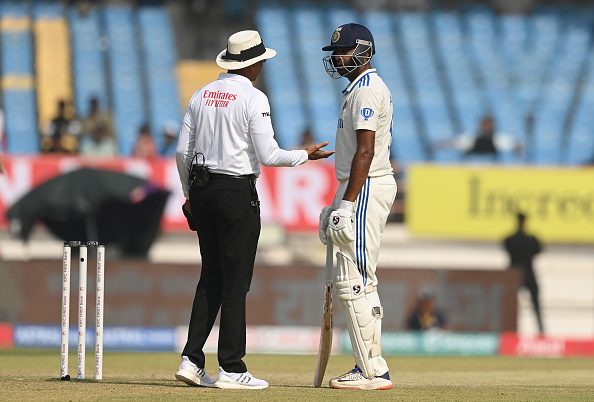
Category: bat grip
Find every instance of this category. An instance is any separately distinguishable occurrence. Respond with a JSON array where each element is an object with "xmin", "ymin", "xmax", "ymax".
[{"xmin": 325, "ymin": 238, "xmax": 333, "ymax": 283}]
